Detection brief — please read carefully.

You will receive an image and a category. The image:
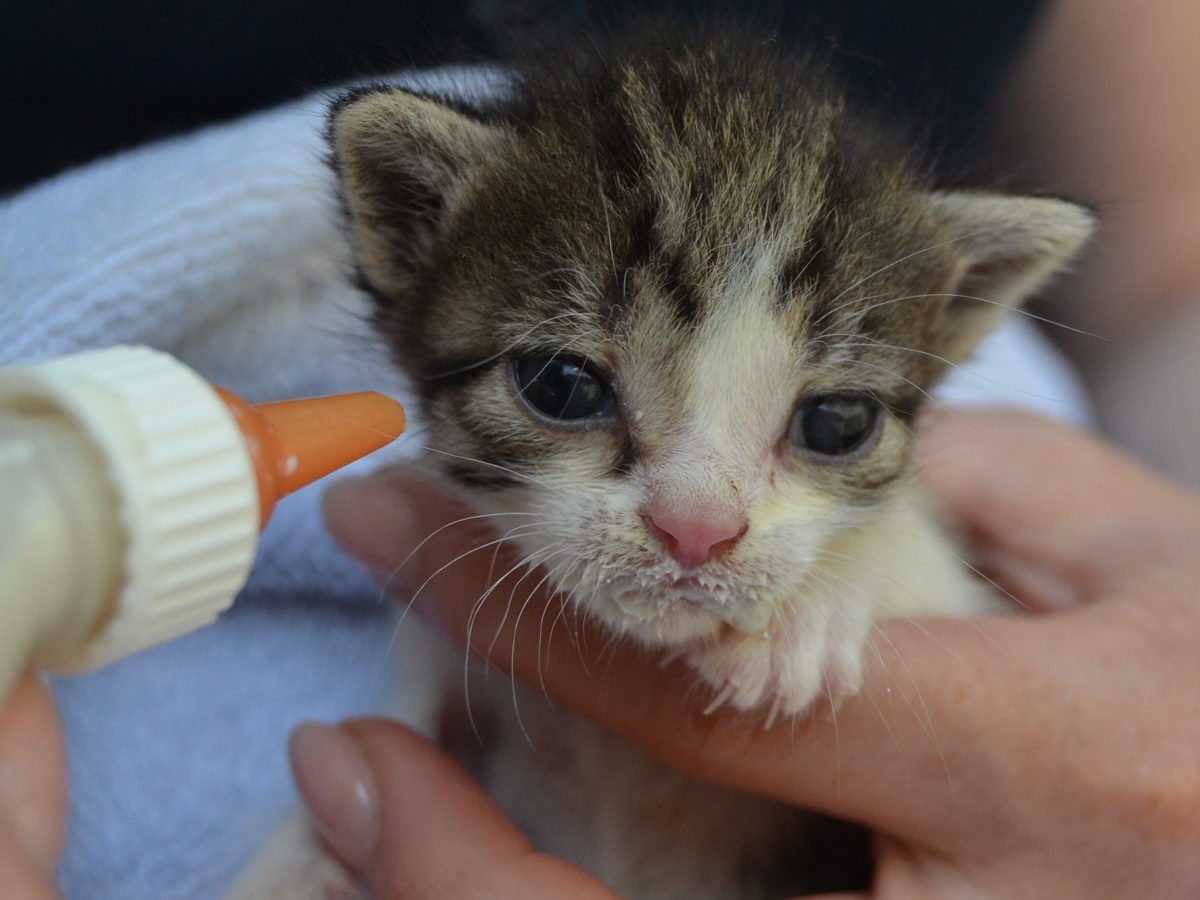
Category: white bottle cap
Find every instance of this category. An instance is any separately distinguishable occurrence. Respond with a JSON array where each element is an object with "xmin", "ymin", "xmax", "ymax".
[{"xmin": 0, "ymin": 346, "xmax": 259, "ymax": 670}]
